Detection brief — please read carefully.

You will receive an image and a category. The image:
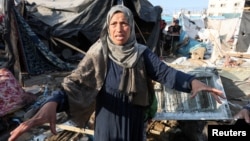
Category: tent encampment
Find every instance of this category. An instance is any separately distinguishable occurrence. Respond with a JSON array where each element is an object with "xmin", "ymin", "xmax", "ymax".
[{"xmin": 1, "ymin": 0, "xmax": 162, "ymax": 80}]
